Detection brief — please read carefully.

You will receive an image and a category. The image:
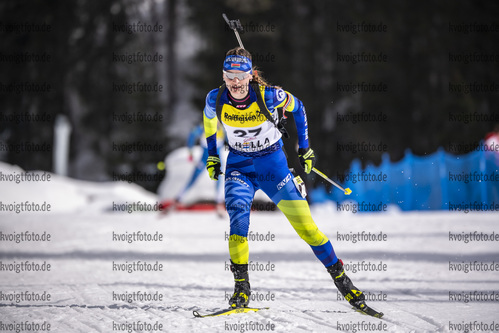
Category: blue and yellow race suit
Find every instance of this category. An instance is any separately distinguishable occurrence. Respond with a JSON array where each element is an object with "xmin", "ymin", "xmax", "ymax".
[{"xmin": 203, "ymin": 84, "xmax": 338, "ymax": 268}]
